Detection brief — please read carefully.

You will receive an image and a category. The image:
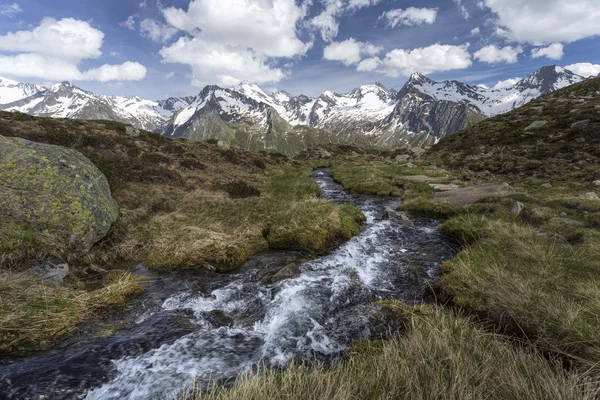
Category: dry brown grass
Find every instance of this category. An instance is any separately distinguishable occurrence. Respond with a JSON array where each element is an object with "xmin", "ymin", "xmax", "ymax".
[
  {"xmin": 0, "ymin": 271, "xmax": 146, "ymax": 353},
  {"xmin": 179, "ymin": 309, "xmax": 596, "ymax": 400}
]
